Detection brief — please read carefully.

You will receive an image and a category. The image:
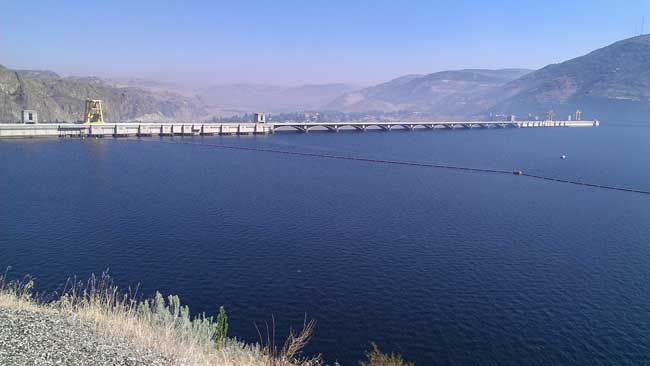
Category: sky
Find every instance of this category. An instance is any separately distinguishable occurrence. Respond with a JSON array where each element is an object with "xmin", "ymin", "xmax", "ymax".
[{"xmin": 2, "ymin": 0, "xmax": 650, "ymax": 86}]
